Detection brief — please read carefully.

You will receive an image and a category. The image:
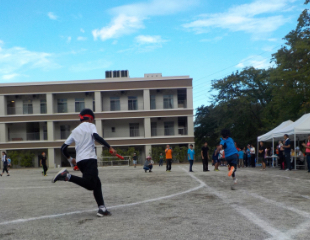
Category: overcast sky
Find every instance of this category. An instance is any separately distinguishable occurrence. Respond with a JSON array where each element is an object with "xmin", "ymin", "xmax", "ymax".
[{"xmin": 0, "ymin": 0, "xmax": 305, "ymax": 109}]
